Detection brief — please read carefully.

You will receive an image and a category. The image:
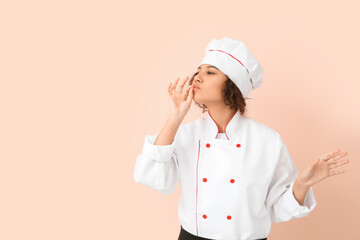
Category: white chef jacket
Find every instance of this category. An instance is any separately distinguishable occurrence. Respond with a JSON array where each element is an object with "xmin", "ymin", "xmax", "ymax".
[{"xmin": 134, "ymin": 109, "xmax": 317, "ymax": 240}]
